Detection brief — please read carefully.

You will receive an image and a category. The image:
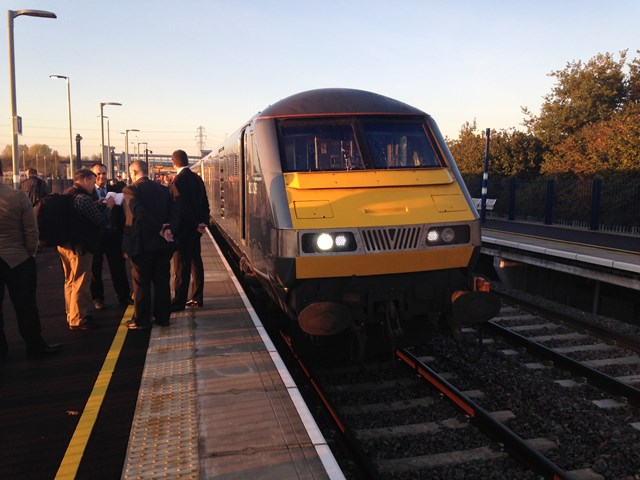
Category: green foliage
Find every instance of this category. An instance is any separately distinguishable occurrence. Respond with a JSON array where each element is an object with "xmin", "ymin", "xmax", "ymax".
[
  {"xmin": 450, "ymin": 50, "xmax": 640, "ymax": 178},
  {"xmin": 448, "ymin": 124, "xmax": 544, "ymax": 177}
]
